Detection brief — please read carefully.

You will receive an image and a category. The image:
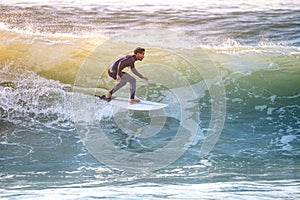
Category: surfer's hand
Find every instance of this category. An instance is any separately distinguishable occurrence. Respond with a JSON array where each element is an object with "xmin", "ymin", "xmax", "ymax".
[
  {"xmin": 143, "ymin": 77, "xmax": 148, "ymax": 81},
  {"xmin": 116, "ymin": 75, "xmax": 121, "ymax": 82}
]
